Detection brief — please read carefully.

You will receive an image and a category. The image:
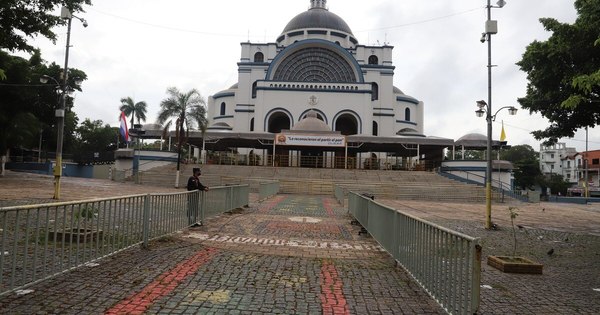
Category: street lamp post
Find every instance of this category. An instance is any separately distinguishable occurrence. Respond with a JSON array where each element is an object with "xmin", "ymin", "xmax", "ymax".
[
  {"xmin": 476, "ymin": 101, "xmax": 517, "ymax": 229},
  {"xmin": 40, "ymin": 7, "xmax": 87, "ymax": 199},
  {"xmin": 477, "ymin": 0, "xmax": 507, "ymax": 229}
]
